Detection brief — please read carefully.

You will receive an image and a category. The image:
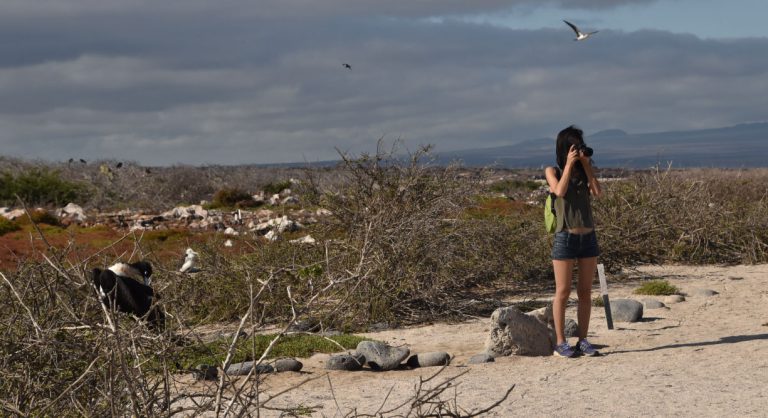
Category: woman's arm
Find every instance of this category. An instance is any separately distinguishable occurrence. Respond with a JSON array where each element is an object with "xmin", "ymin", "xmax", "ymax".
[
  {"xmin": 581, "ymin": 157, "xmax": 602, "ymax": 198},
  {"xmin": 546, "ymin": 145, "xmax": 578, "ymax": 197}
]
